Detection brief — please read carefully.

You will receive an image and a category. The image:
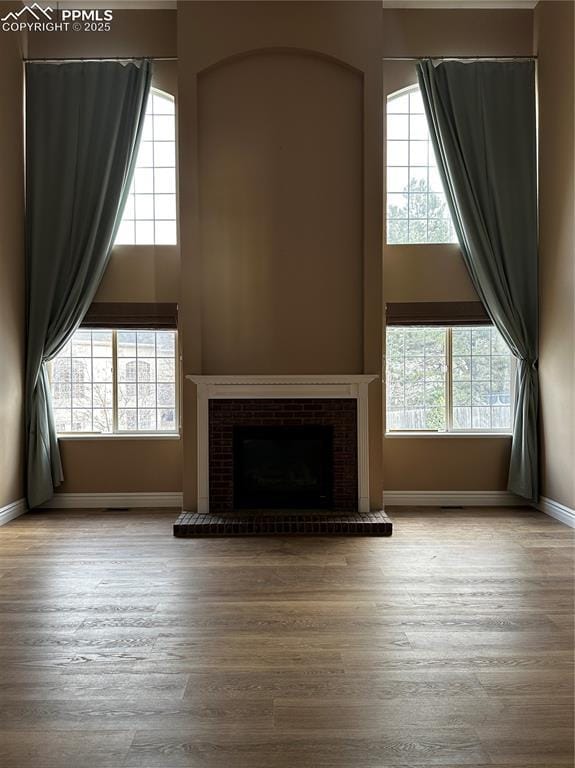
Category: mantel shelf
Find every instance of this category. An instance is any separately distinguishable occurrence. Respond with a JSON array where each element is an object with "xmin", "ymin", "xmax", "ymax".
[{"xmin": 186, "ymin": 374, "xmax": 378, "ymax": 385}]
